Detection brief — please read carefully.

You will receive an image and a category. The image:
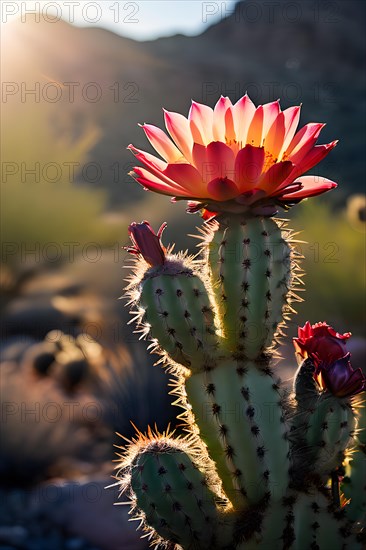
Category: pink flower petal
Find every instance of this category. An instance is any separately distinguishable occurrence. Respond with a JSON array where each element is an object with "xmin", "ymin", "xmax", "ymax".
[
  {"xmin": 188, "ymin": 101, "xmax": 214, "ymax": 145},
  {"xmin": 280, "ymin": 175, "xmax": 337, "ymax": 200},
  {"xmin": 232, "ymin": 94, "xmax": 256, "ymax": 146},
  {"xmin": 262, "ymin": 100, "xmax": 281, "ymax": 139},
  {"xmin": 278, "ymin": 105, "xmax": 301, "ymax": 159},
  {"xmin": 140, "ymin": 124, "xmax": 182, "ymax": 163},
  {"xmin": 293, "ymin": 140, "xmax": 338, "ymax": 175},
  {"xmin": 234, "ymin": 145, "xmax": 265, "ymax": 190},
  {"xmin": 258, "ymin": 161, "xmax": 294, "ymax": 193},
  {"xmin": 206, "ymin": 141, "xmax": 236, "ymax": 183},
  {"xmin": 225, "ymin": 106, "xmax": 236, "ymax": 142},
  {"xmin": 213, "ymin": 96, "xmax": 233, "ymax": 141},
  {"xmin": 247, "ymin": 105, "xmax": 264, "ymax": 147},
  {"xmin": 192, "ymin": 143, "xmax": 208, "ymax": 175},
  {"xmin": 285, "ymin": 122, "xmax": 325, "ymax": 162},
  {"xmin": 207, "ymin": 177, "xmax": 239, "ymax": 201},
  {"xmin": 264, "ymin": 112, "xmax": 286, "ymax": 160},
  {"xmin": 128, "ymin": 144, "xmax": 167, "ymax": 172},
  {"xmin": 164, "ymin": 109, "xmax": 194, "ymax": 163},
  {"xmin": 279, "ymin": 182, "xmax": 303, "ymax": 195},
  {"xmin": 225, "ymin": 107, "xmax": 236, "ymax": 144},
  {"xmin": 132, "ymin": 167, "xmax": 192, "ymax": 197},
  {"xmin": 190, "ymin": 119, "xmax": 205, "ymax": 145},
  {"xmin": 130, "ymin": 147, "xmax": 194, "ymax": 193},
  {"xmin": 163, "ymin": 163, "xmax": 207, "ymax": 196}
]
